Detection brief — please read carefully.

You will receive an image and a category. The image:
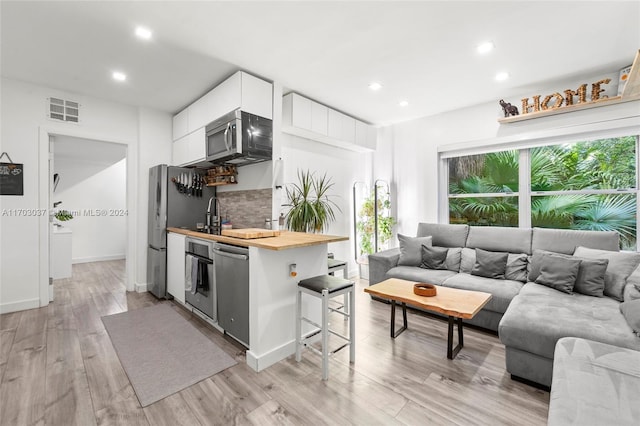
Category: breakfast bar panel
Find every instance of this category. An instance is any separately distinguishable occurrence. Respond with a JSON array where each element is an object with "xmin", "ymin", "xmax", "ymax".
[{"xmin": 246, "ymin": 244, "xmax": 328, "ymax": 371}]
